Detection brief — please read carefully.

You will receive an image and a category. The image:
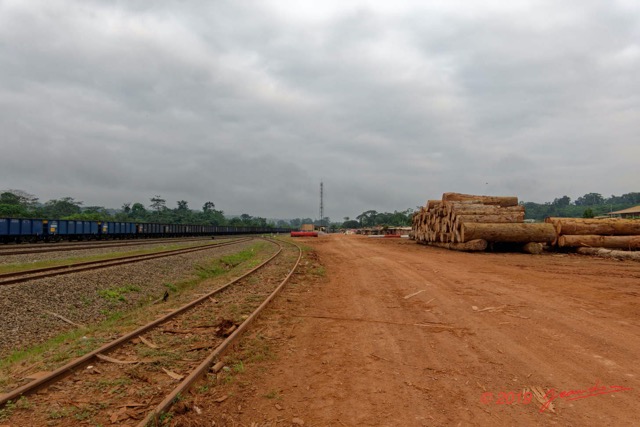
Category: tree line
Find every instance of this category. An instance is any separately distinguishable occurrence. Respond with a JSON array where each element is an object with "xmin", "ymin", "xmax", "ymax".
[
  {"xmin": 341, "ymin": 209, "xmax": 414, "ymax": 229},
  {"xmin": 0, "ymin": 190, "xmax": 275, "ymax": 228},
  {"xmin": 522, "ymin": 192, "xmax": 640, "ymax": 220}
]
